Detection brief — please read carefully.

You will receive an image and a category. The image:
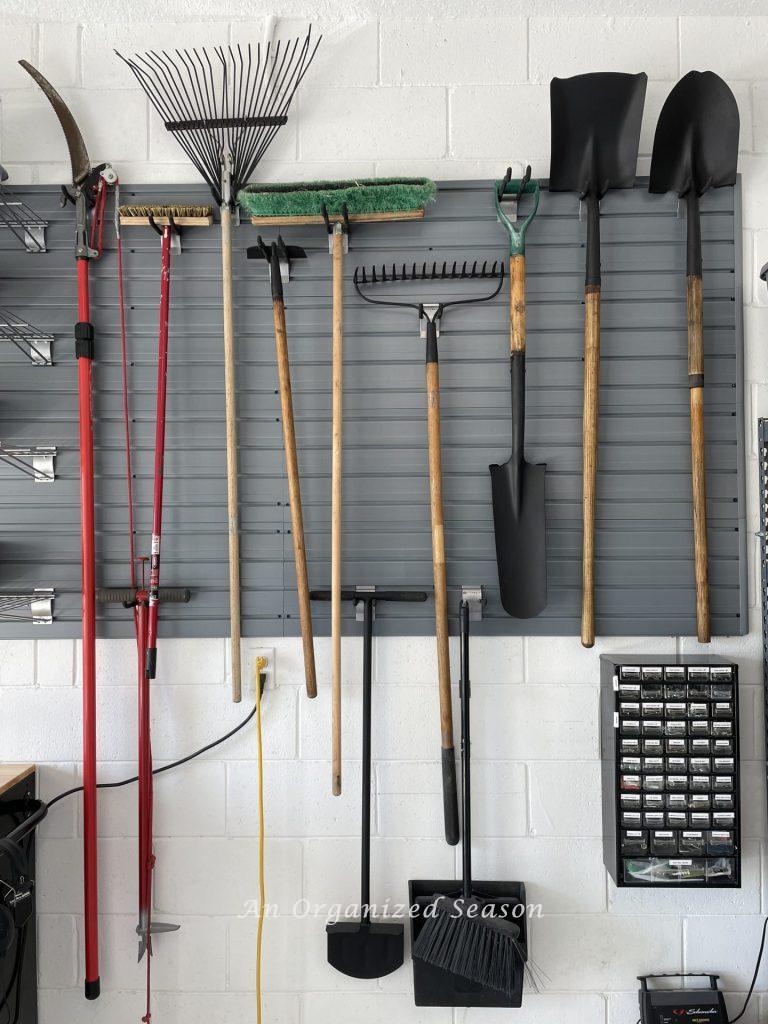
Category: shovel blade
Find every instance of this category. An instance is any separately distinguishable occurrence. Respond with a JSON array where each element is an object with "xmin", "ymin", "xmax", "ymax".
[
  {"xmin": 489, "ymin": 459, "xmax": 546, "ymax": 619},
  {"xmin": 549, "ymin": 72, "xmax": 647, "ymax": 197},
  {"xmin": 649, "ymin": 71, "xmax": 739, "ymax": 197},
  {"xmin": 327, "ymin": 919, "xmax": 404, "ymax": 979}
]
